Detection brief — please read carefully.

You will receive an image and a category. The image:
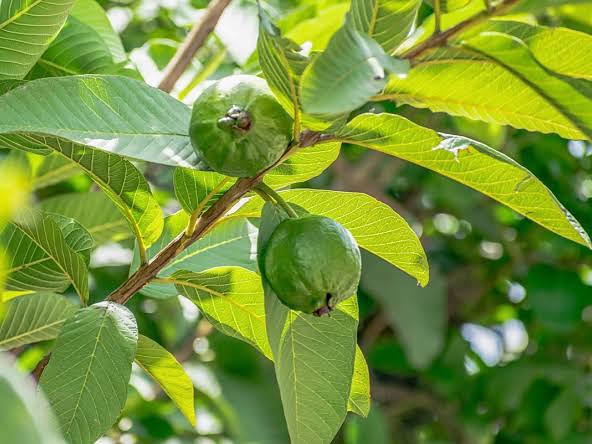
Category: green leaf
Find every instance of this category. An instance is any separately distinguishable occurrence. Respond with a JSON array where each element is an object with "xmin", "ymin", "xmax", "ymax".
[
  {"xmin": 258, "ymin": 203, "xmax": 358, "ymax": 444},
  {"xmin": 39, "ymin": 302, "xmax": 138, "ymax": 444},
  {"xmin": 0, "ymin": 76, "xmax": 200, "ymax": 167},
  {"xmin": 47, "ymin": 213, "xmax": 95, "ymax": 264},
  {"xmin": 0, "ymin": 353, "xmax": 65, "ymax": 444},
  {"xmin": 0, "ymin": 0, "xmax": 76, "ymax": 79},
  {"xmin": 258, "ymin": 7, "xmax": 309, "ymax": 129},
  {"xmin": 383, "ymin": 32, "xmax": 592, "ymax": 141},
  {"xmin": 174, "ymin": 169, "xmax": 232, "ymax": 216},
  {"xmin": 239, "ymin": 189, "xmax": 429, "ymax": 286},
  {"xmin": 361, "ymin": 252, "xmax": 446, "ymax": 369},
  {"xmin": 425, "ymin": 0, "xmax": 471, "ymax": 12},
  {"xmin": 348, "ymin": 346, "xmax": 371, "ymax": 417},
  {"xmin": 28, "ymin": 0, "xmax": 124, "ymax": 78},
  {"xmin": 0, "ymin": 293, "xmax": 76, "ymax": 350},
  {"xmin": 286, "ymin": 4, "xmax": 349, "ymax": 51},
  {"xmin": 300, "ymin": 23, "xmax": 408, "ymax": 116},
  {"xmin": 32, "ymin": 154, "xmax": 80, "ymax": 190},
  {"xmin": 335, "ymin": 113, "xmax": 591, "ymax": 247},
  {"xmin": 171, "ymin": 267, "xmax": 271, "ymax": 358},
  {"xmin": 28, "ymin": 136, "xmax": 164, "ymax": 250},
  {"xmin": 174, "ymin": 142, "xmax": 342, "ymax": 215},
  {"xmin": 470, "ymin": 20, "xmax": 592, "ymax": 81},
  {"xmin": 131, "ymin": 212, "xmax": 257, "ymax": 299},
  {"xmin": 264, "ymin": 141, "xmax": 342, "ymax": 187},
  {"xmin": 349, "ymin": 0, "xmax": 422, "ymax": 54},
  {"xmin": 1, "ymin": 210, "xmax": 90, "ymax": 302},
  {"xmin": 135, "ymin": 334, "xmax": 196, "ymax": 426},
  {"xmin": 40, "ymin": 192, "xmax": 132, "ymax": 245}
]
